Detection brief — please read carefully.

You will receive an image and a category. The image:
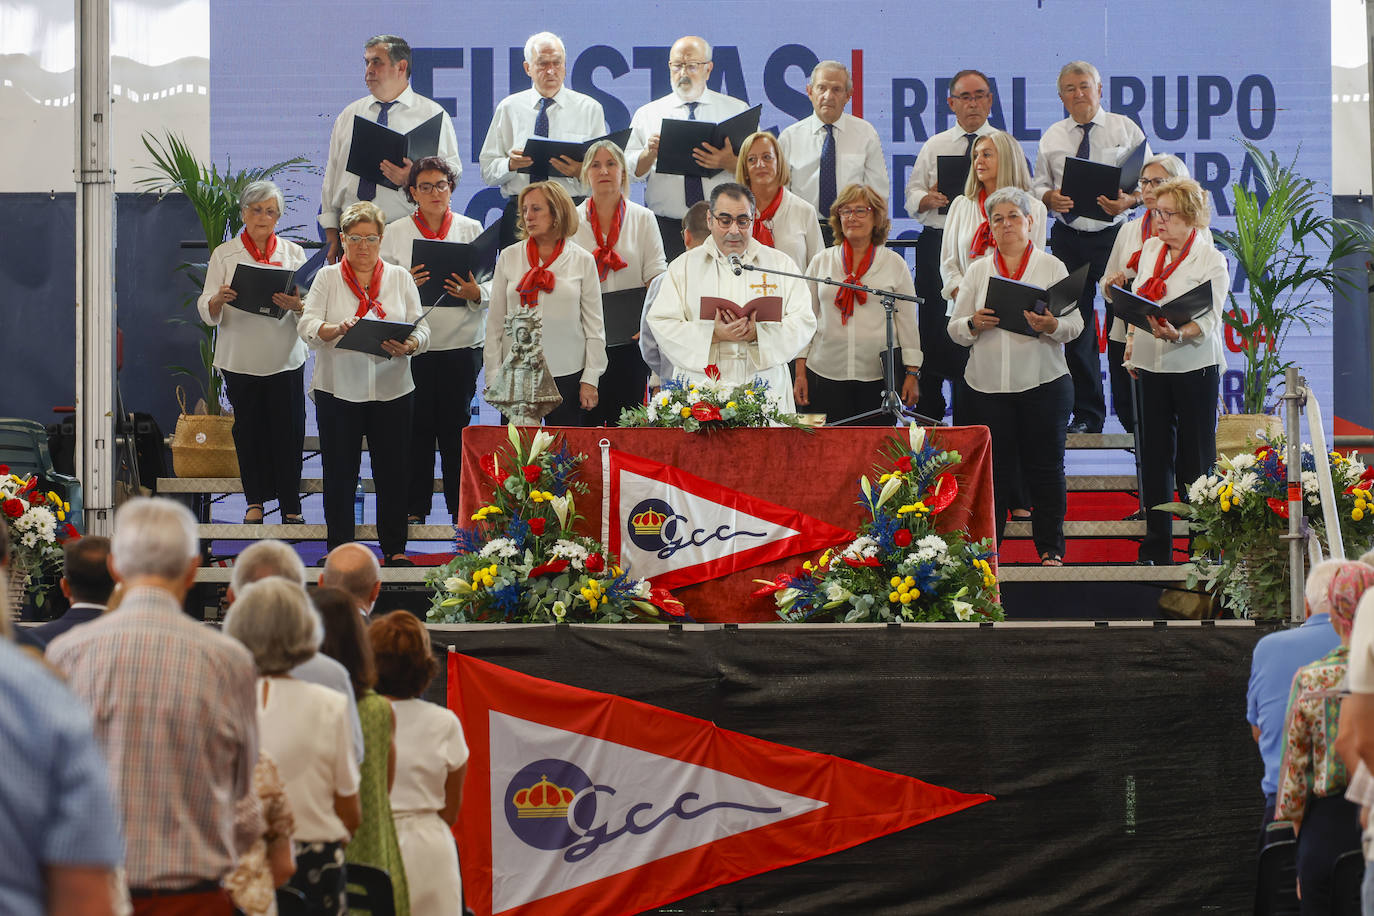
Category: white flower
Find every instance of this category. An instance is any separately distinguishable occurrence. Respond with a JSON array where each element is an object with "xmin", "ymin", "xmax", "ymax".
[
  {"xmin": 839, "ymin": 536, "xmax": 878, "ymax": 561},
  {"xmin": 777, "ymin": 588, "xmax": 800, "ymax": 606},
  {"xmin": 1301, "ymin": 470, "xmax": 1320, "ymax": 495},
  {"xmin": 552, "ymin": 600, "xmax": 567, "ymax": 621},
  {"xmin": 550, "ymin": 539, "xmax": 590, "ymax": 569},
  {"xmin": 952, "ymin": 600, "xmax": 974, "ymax": 621},
  {"xmin": 1229, "ymin": 453, "xmax": 1257, "ymax": 471},
  {"xmin": 478, "ymin": 538, "xmax": 518, "ymax": 559},
  {"xmin": 1230, "ymin": 471, "xmax": 1260, "ymax": 499},
  {"xmin": 21, "ymin": 532, "xmax": 38, "ymax": 548},
  {"xmin": 443, "ymin": 576, "xmax": 464, "ymax": 592},
  {"xmin": 1187, "ymin": 478, "xmax": 1208, "ymax": 504},
  {"xmin": 825, "ymin": 583, "xmax": 850, "ymax": 602},
  {"xmin": 632, "ymin": 579, "xmax": 652, "ymax": 599}
]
